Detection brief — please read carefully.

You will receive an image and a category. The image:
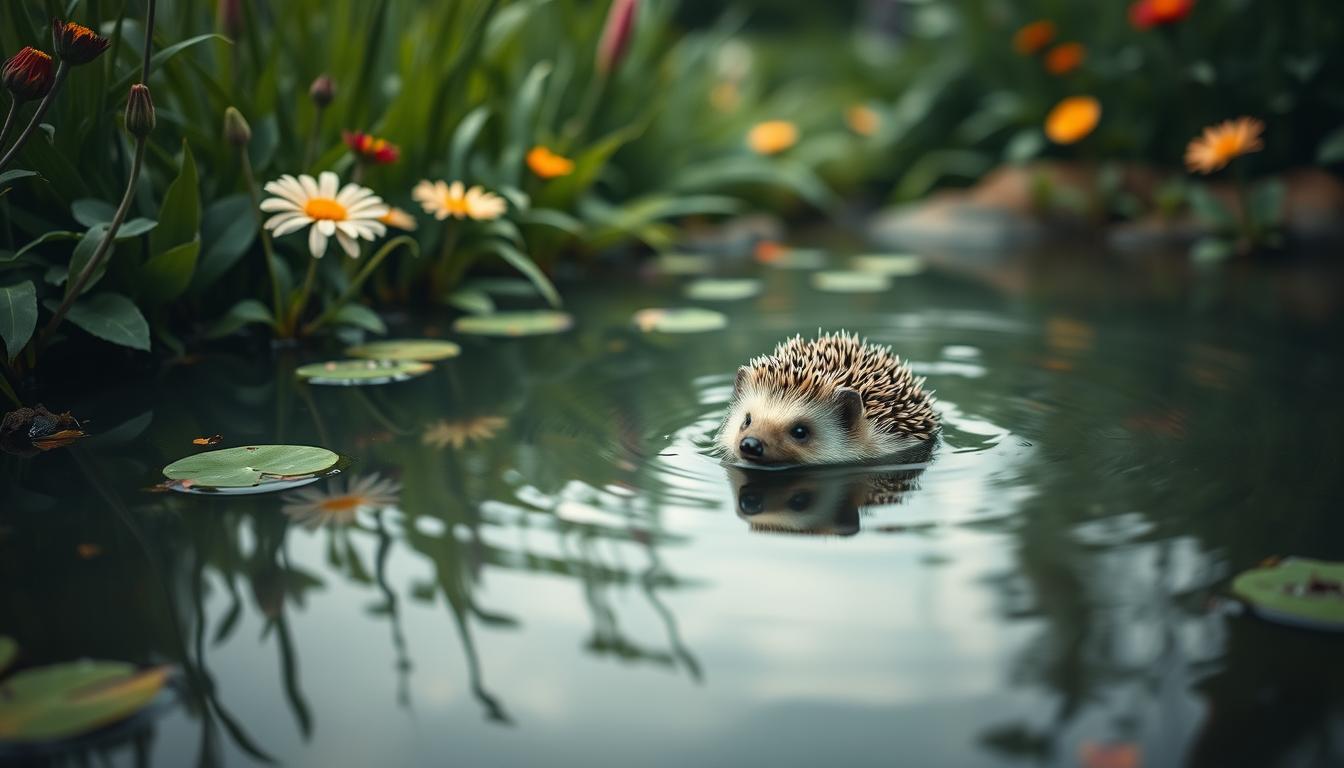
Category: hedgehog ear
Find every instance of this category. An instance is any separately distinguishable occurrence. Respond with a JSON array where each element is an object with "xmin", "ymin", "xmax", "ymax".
[
  {"xmin": 734, "ymin": 366, "xmax": 749, "ymax": 397},
  {"xmin": 834, "ymin": 387, "xmax": 863, "ymax": 432}
]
